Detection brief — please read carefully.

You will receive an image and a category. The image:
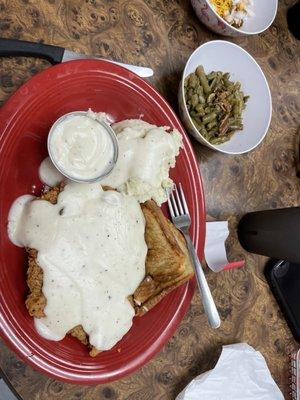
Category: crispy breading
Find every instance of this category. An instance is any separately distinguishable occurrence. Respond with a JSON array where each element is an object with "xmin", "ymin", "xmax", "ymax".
[
  {"xmin": 25, "ymin": 249, "xmax": 46, "ymax": 318},
  {"xmin": 133, "ymin": 201, "xmax": 194, "ymax": 315},
  {"xmin": 69, "ymin": 325, "xmax": 101, "ymax": 356},
  {"xmin": 25, "ymin": 187, "xmax": 193, "ymax": 356},
  {"xmin": 69, "ymin": 325, "xmax": 89, "ymax": 345},
  {"xmin": 41, "ymin": 185, "xmax": 62, "ymax": 204}
]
